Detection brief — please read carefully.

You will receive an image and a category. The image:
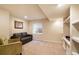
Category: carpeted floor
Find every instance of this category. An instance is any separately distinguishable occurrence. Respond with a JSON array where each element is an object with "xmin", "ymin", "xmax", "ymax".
[{"xmin": 22, "ymin": 40, "xmax": 65, "ymax": 55}]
